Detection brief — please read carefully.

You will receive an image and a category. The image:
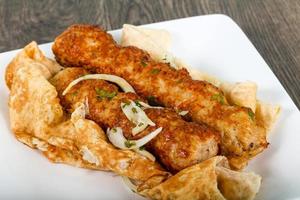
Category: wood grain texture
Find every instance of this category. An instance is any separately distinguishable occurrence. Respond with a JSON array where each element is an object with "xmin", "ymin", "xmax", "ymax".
[{"xmin": 0, "ymin": 0, "xmax": 299, "ymax": 109}]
